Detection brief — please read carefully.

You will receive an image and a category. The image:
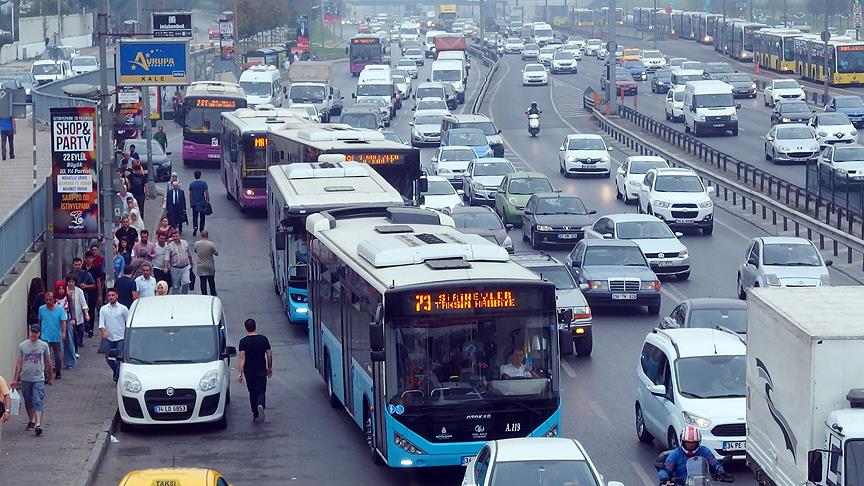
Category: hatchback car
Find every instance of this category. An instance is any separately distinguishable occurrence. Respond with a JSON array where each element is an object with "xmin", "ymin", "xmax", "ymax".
[
  {"xmin": 429, "ymin": 145, "xmax": 476, "ymax": 188},
  {"xmin": 396, "ymin": 59, "xmax": 418, "ymax": 78},
  {"xmin": 462, "ymin": 157, "xmax": 517, "ymax": 205},
  {"xmin": 637, "ymin": 168, "xmax": 714, "ymax": 234},
  {"xmin": 826, "ymin": 95, "xmax": 864, "ymax": 127},
  {"xmin": 421, "ymin": 175, "xmax": 463, "ymax": 211},
  {"xmin": 443, "ymin": 128, "xmax": 493, "ymax": 158},
  {"xmin": 403, "ymin": 47, "xmax": 425, "ymax": 65},
  {"xmin": 511, "ymin": 253, "xmax": 594, "ymax": 356},
  {"xmin": 521, "ymin": 43, "xmax": 541, "ymax": 60},
  {"xmin": 521, "ymin": 63, "xmax": 548, "ymax": 86},
  {"xmin": 565, "ymin": 239, "xmax": 662, "ymax": 314},
  {"xmin": 521, "ymin": 193, "xmax": 596, "ymax": 248},
  {"xmin": 583, "ymin": 213, "xmax": 690, "ymax": 279},
  {"xmin": 764, "ymin": 78, "xmax": 806, "ymax": 106},
  {"xmin": 409, "ymin": 110, "xmax": 447, "ymax": 147},
  {"xmin": 651, "ymin": 69, "xmax": 673, "ymax": 93},
  {"xmin": 450, "ymin": 205, "xmax": 513, "ymax": 252},
  {"xmin": 737, "ymin": 236, "xmax": 832, "ymax": 298},
  {"xmin": 494, "ymin": 171, "xmax": 554, "ymax": 225},
  {"xmin": 538, "ymin": 46, "xmax": 557, "ymax": 65},
  {"xmin": 635, "ymin": 328, "xmax": 747, "ymax": 458},
  {"xmin": 701, "ymin": 62, "xmax": 734, "ymax": 80},
  {"xmin": 504, "ymin": 37, "xmax": 525, "ymax": 53},
  {"xmin": 622, "ymin": 59, "xmax": 647, "ymax": 81},
  {"xmin": 817, "ymin": 143, "xmax": 864, "ymax": 185},
  {"xmin": 660, "ymin": 298, "xmax": 748, "ymax": 334},
  {"xmin": 763, "ymin": 124, "xmax": 820, "ymax": 164},
  {"xmin": 771, "ymin": 100, "xmax": 813, "ymax": 125},
  {"xmin": 602, "ymin": 67, "xmax": 638, "ymax": 95},
  {"xmin": 615, "ymin": 156, "xmax": 669, "ymax": 204},
  {"xmin": 664, "ymin": 87, "xmax": 684, "ymax": 122},
  {"xmin": 720, "ymin": 72, "xmax": 757, "ymax": 98},
  {"xmin": 808, "ymin": 112, "xmax": 858, "ymax": 146},
  {"xmin": 558, "ymin": 134, "xmax": 612, "ymax": 177},
  {"xmin": 462, "ymin": 438, "xmax": 620, "ymax": 486}
]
